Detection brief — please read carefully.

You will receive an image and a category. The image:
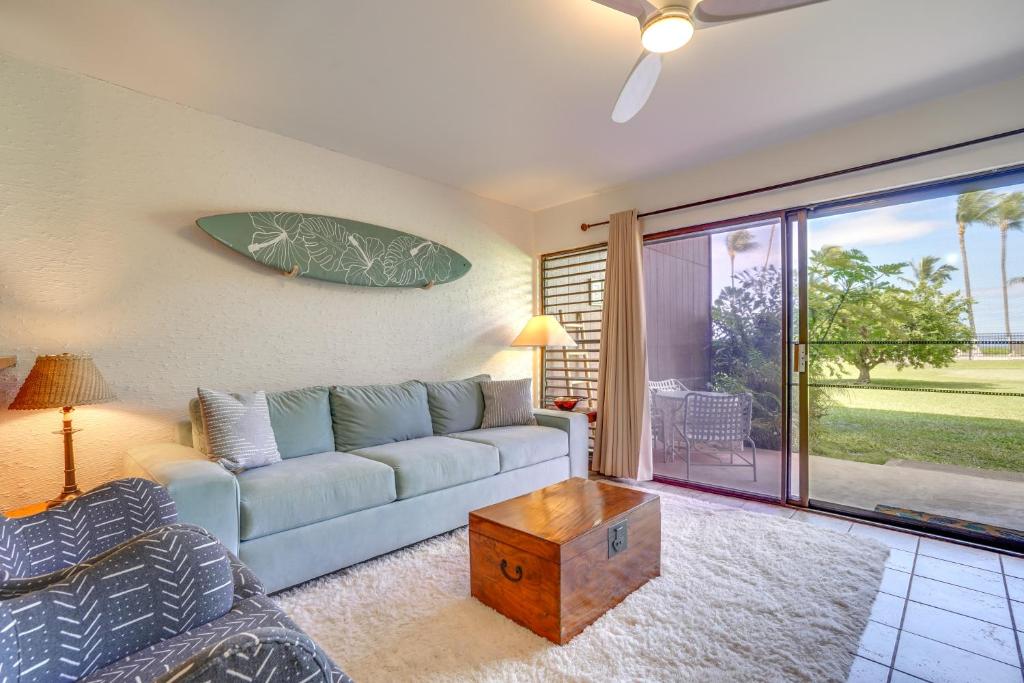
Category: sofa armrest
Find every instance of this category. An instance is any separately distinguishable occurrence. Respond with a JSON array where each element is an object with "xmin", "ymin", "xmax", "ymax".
[
  {"xmin": 125, "ymin": 443, "xmax": 241, "ymax": 554},
  {"xmin": 534, "ymin": 408, "xmax": 590, "ymax": 478},
  {"xmin": 155, "ymin": 627, "xmax": 352, "ymax": 683}
]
